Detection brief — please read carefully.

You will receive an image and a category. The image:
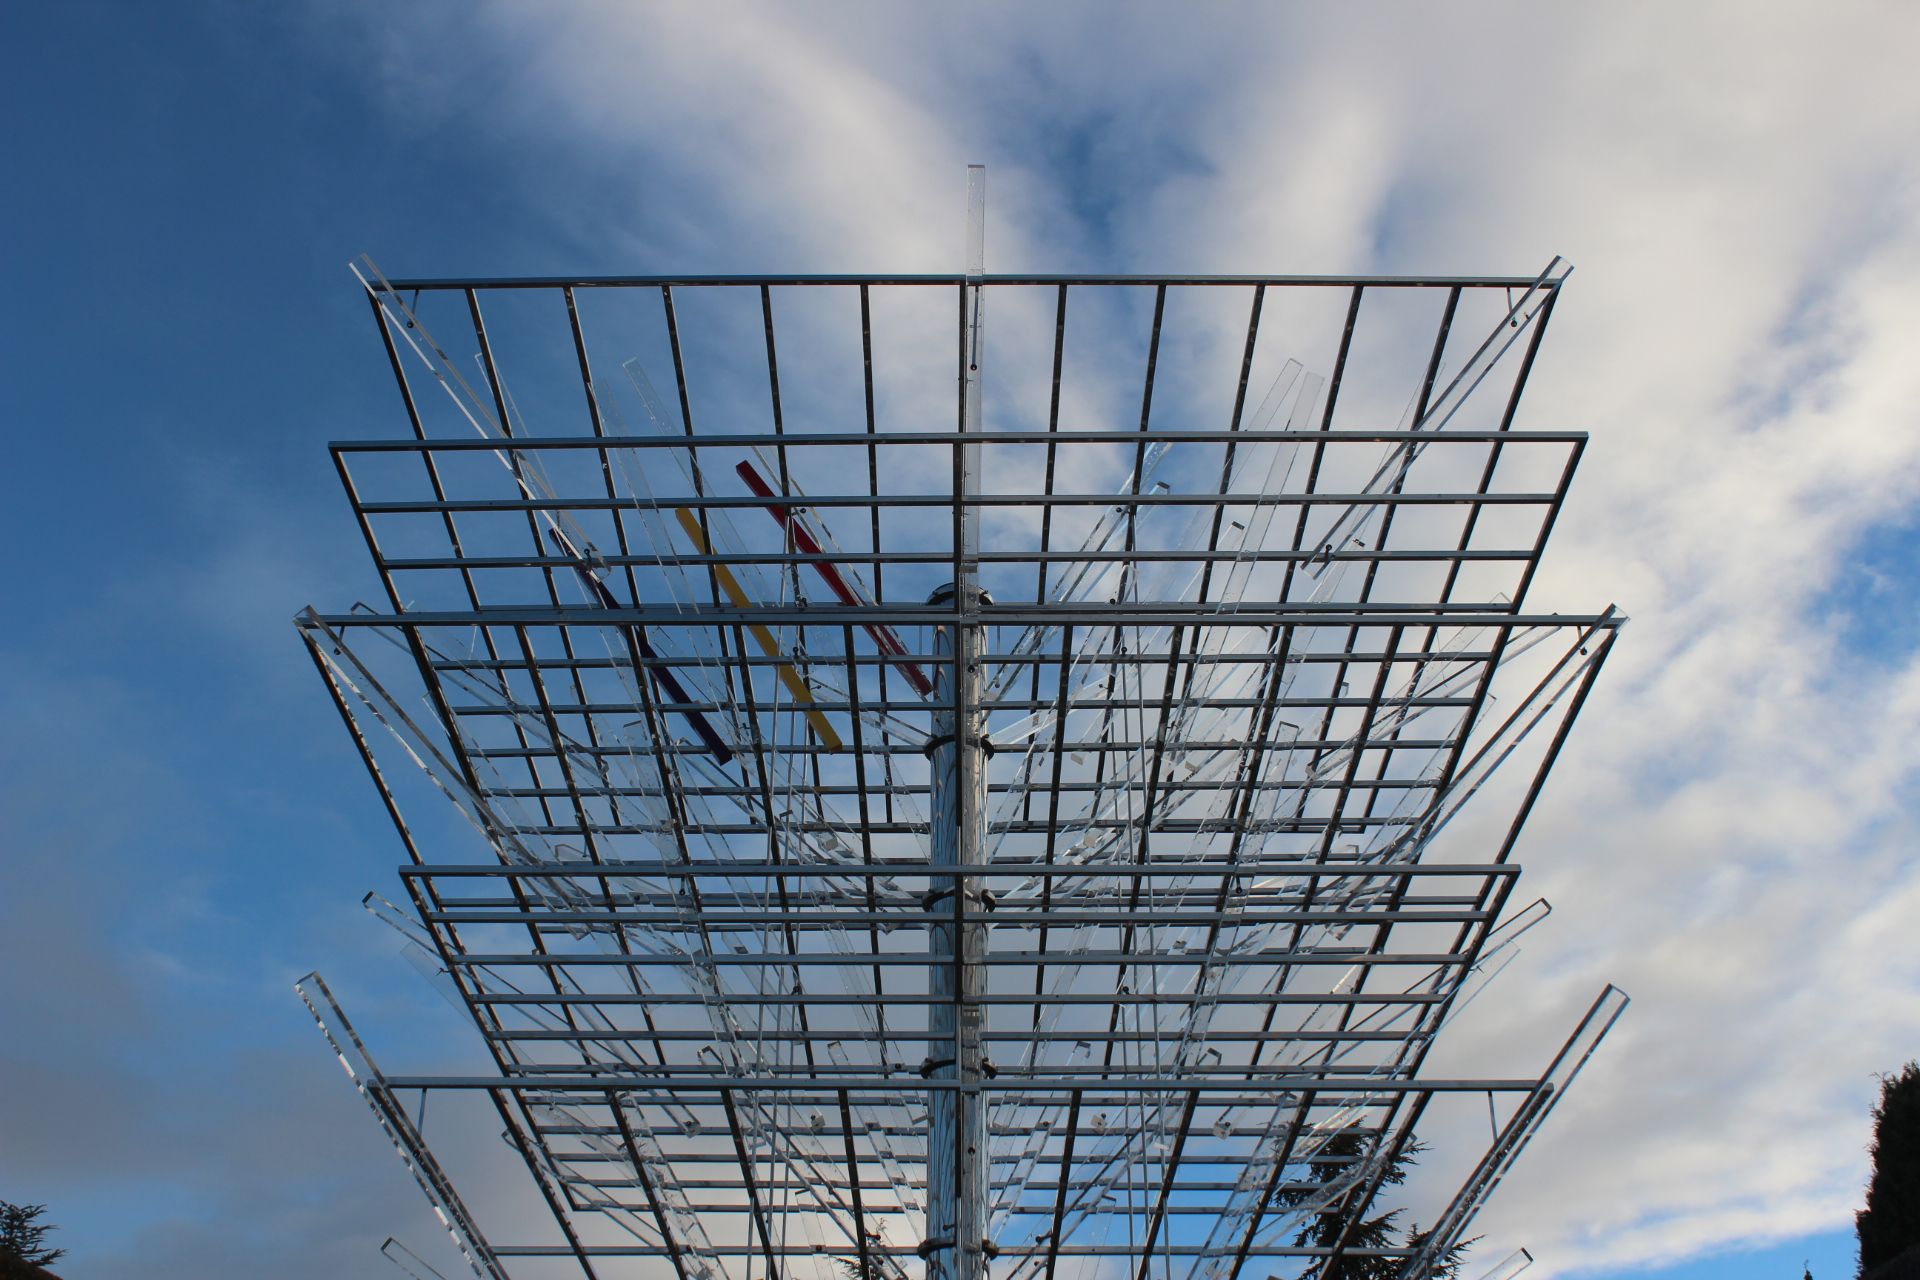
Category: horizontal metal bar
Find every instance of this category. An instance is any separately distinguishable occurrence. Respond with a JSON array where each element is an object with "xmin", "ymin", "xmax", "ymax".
[
  {"xmin": 439, "ymin": 887, "xmax": 1490, "ymax": 903},
  {"xmin": 450, "ymin": 697, "xmax": 1475, "ymax": 716},
  {"xmin": 489, "ymin": 1244, "xmax": 1423, "ymax": 1258},
  {"xmin": 535, "ymin": 1161, "xmax": 1367, "ymax": 1186},
  {"xmin": 383, "ymin": 1074, "xmax": 1539, "ymax": 1093},
  {"xmin": 438, "ymin": 649, "xmax": 1494, "ymax": 672},
  {"xmin": 527, "ymin": 1164, "xmax": 1285, "ymax": 1188},
  {"xmin": 381, "ymin": 548, "xmax": 1535, "ymax": 571},
  {"xmin": 489, "ymin": 1244, "xmax": 1423, "ymax": 1259},
  {"xmin": 555, "ymin": 1196, "xmax": 1309, "ymax": 1215},
  {"xmin": 431, "ymin": 897, "xmax": 1488, "ymax": 916},
  {"xmin": 476, "ymin": 812, "xmax": 1420, "ymax": 831},
  {"xmin": 445, "ymin": 950, "xmax": 1468, "ymax": 967},
  {"xmin": 379, "ymin": 272, "xmax": 1560, "ymax": 290},
  {"xmin": 534, "ymin": 1141, "xmax": 1383, "ymax": 1166},
  {"xmin": 474, "ymin": 775, "xmax": 1452, "ymax": 798},
  {"xmin": 466, "ymin": 775, "xmax": 1447, "ymax": 796},
  {"xmin": 355, "ymin": 490, "xmax": 1559, "ymax": 514},
  {"xmin": 548, "ymin": 1139, "xmax": 1366, "ymax": 1161},
  {"xmin": 316, "ymin": 606, "xmax": 1621, "ymax": 628},
  {"xmin": 447, "ymin": 698, "xmax": 1474, "ymax": 717},
  {"xmin": 541, "ymin": 1188, "xmax": 1362, "ymax": 1211},
  {"xmin": 467, "ymin": 990, "xmax": 1448, "ymax": 1007},
  {"xmin": 332, "ymin": 428, "xmax": 1586, "ymax": 452},
  {"xmin": 495, "ymin": 1028, "xmax": 1427, "ymax": 1044},
  {"xmin": 488, "ymin": 817, "xmax": 1422, "ymax": 835},
  {"xmin": 492, "ymin": 1062, "xmax": 1420, "ymax": 1078},
  {"xmin": 437, "ymin": 892, "xmax": 1485, "ymax": 911},
  {"xmin": 403, "ymin": 860, "xmax": 1518, "ymax": 879},
  {"xmin": 464, "ymin": 735, "xmax": 1458, "ymax": 757},
  {"xmin": 430, "ymin": 907, "xmax": 1485, "ymax": 927},
  {"xmin": 518, "ymin": 1089, "xmax": 1399, "ymax": 1109}
]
